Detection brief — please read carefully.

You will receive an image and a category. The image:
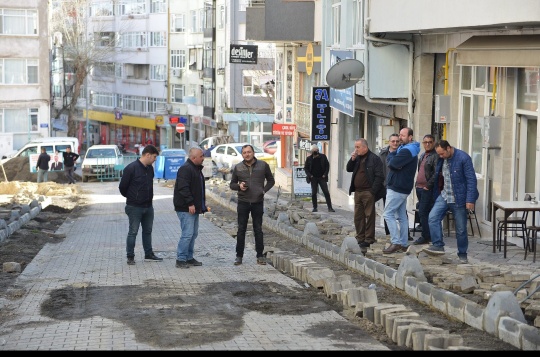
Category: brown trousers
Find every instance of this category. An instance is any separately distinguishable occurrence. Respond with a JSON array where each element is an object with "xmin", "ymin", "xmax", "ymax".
[{"xmin": 354, "ymin": 190, "xmax": 376, "ymax": 244}]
